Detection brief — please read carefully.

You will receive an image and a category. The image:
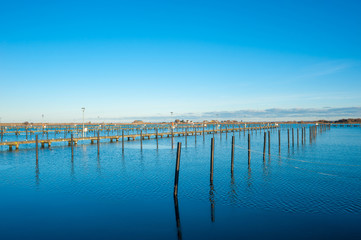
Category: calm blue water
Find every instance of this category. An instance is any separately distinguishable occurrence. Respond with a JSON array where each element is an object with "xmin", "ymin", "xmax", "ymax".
[{"xmin": 0, "ymin": 126, "xmax": 360, "ymax": 239}]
